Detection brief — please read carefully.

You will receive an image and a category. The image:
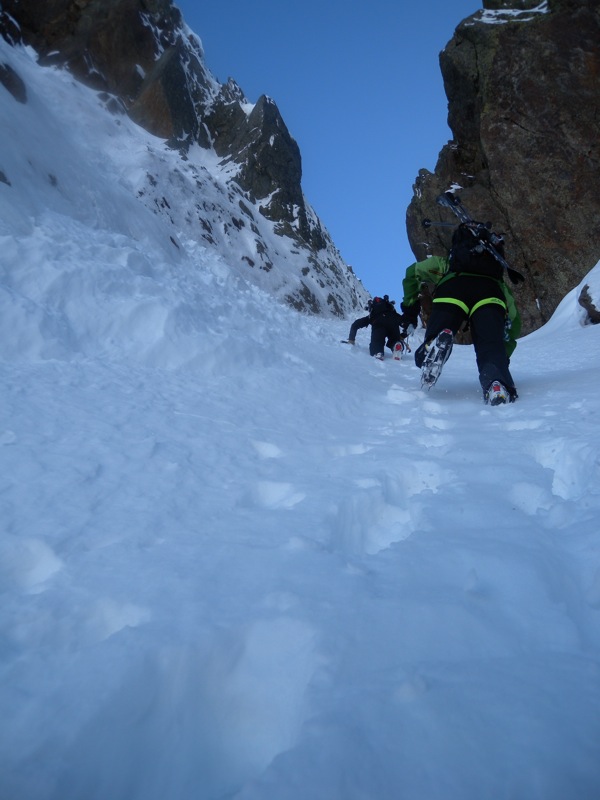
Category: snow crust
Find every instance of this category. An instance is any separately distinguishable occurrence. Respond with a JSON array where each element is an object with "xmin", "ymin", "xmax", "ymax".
[{"xmin": 470, "ymin": 2, "xmax": 549, "ymax": 25}]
